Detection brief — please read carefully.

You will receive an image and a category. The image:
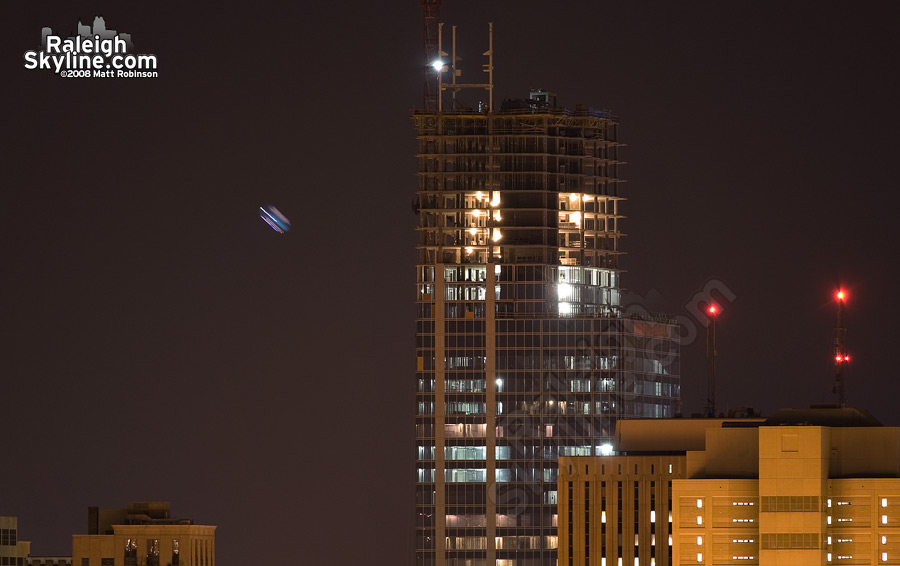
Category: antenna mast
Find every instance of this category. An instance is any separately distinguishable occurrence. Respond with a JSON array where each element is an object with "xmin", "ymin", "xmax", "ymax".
[{"xmin": 833, "ymin": 289, "xmax": 849, "ymax": 405}]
